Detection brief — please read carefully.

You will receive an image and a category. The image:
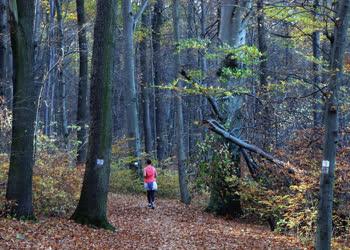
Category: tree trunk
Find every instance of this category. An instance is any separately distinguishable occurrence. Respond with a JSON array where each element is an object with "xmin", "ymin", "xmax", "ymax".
[
  {"xmin": 207, "ymin": 0, "xmax": 251, "ymax": 218},
  {"xmin": 186, "ymin": 0, "xmax": 199, "ymax": 157},
  {"xmin": 6, "ymin": 0, "xmax": 36, "ymax": 219},
  {"xmin": 316, "ymin": 1, "xmax": 350, "ymax": 248},
  {"xmin": 122, "ymin": 0, "xmax": 141, "ymax": 173},
  {"xmin": 0, "ymin": 0, "xmax": 7, "ymax": 100},
  {"xmin": 71, "ymin": 0, "xmax": 117, "ymax": 230},
  {"xmin": 152, "ymin": 0, "xmax": 168, "ymax": 162},
  {"xmin": 173, "ymin": 0, "xmax": 191, "ymax": 204},
  {"xmin": 55, "ymin": 0, "xmax": 68, "ymax": 140},
  {"xmin": 257, "ymin": 0, "xmax": 271, "ymax": 151},
  {"xmin": 45, "ymin": 0, "xmax": 56, "ymax": 136},
  {"xmin": 76, "ymin": 0, "xmax": 88, "ymax": 165},
  {"xmin": 140, "ymin": 0, "xmax": 153, "ymax": 155},
  {"xmin": 312, "ymin": 0, "xmax": 322, "ymax": 128}
]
